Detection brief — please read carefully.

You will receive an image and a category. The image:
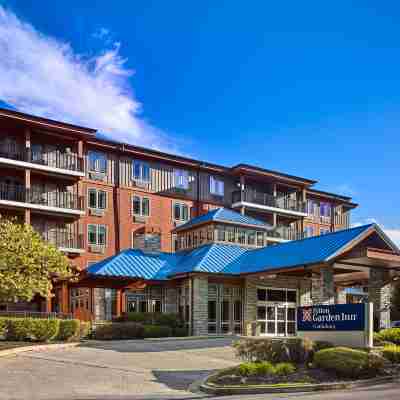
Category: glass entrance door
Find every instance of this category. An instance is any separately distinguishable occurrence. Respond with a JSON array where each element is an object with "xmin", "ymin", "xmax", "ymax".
[{"xmin": 256, "ymin": 287, "xmax": 297, "ymax": 337}]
